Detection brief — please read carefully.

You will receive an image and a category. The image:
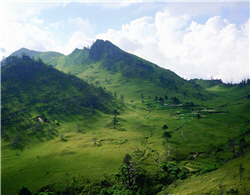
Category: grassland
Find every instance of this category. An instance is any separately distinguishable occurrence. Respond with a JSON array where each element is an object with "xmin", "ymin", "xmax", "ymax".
[{"xmin": 2, "ymin": 84, "xmax": 250, "ymax": 194}]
